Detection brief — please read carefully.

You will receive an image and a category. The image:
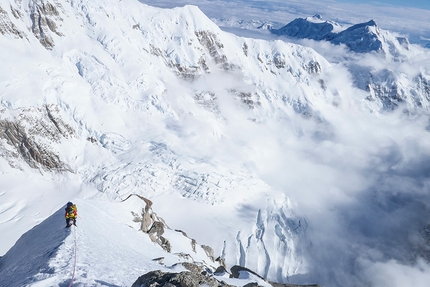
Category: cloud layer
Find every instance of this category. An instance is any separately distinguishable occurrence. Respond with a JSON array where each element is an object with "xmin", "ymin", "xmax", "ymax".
[{"xmin": 139, "ymin": 0, "xmax": 430, "ymax": 43}]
